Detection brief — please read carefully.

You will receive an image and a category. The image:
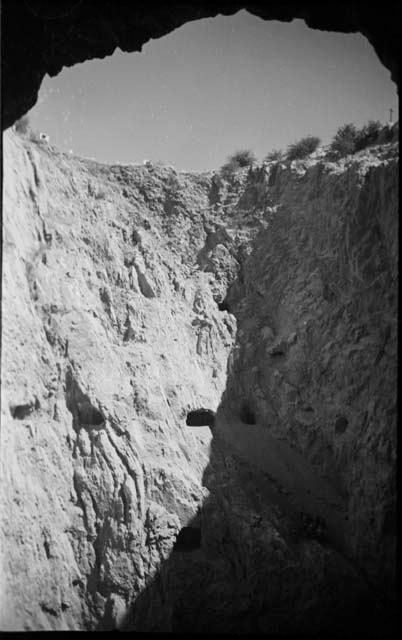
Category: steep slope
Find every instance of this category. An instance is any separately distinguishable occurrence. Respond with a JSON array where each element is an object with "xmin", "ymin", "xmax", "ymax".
[{"xmin": 0, "ymin": 131, "xmax": 398, "ymax": 633}]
